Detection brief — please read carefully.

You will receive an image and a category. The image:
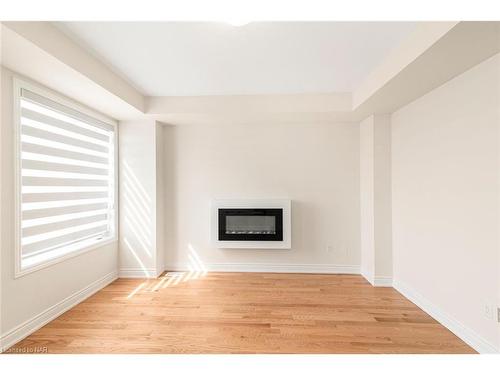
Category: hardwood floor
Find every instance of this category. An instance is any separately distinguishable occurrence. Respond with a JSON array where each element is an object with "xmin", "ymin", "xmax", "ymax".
[{"xmin": 9, "ymin": 272, "xmax": 475, "ymax": 354}]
